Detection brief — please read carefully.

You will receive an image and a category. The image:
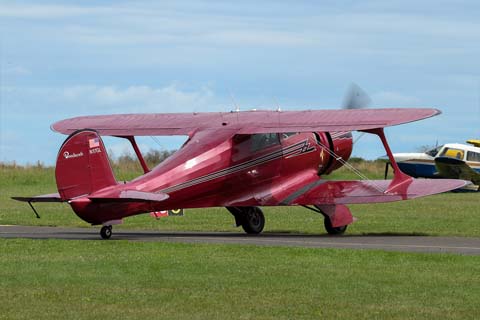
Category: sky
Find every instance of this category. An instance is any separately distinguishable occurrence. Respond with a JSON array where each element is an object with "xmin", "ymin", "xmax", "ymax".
[{"xmin": 1, "ymin": 0, "xmax": 480, "ymax": 165}]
